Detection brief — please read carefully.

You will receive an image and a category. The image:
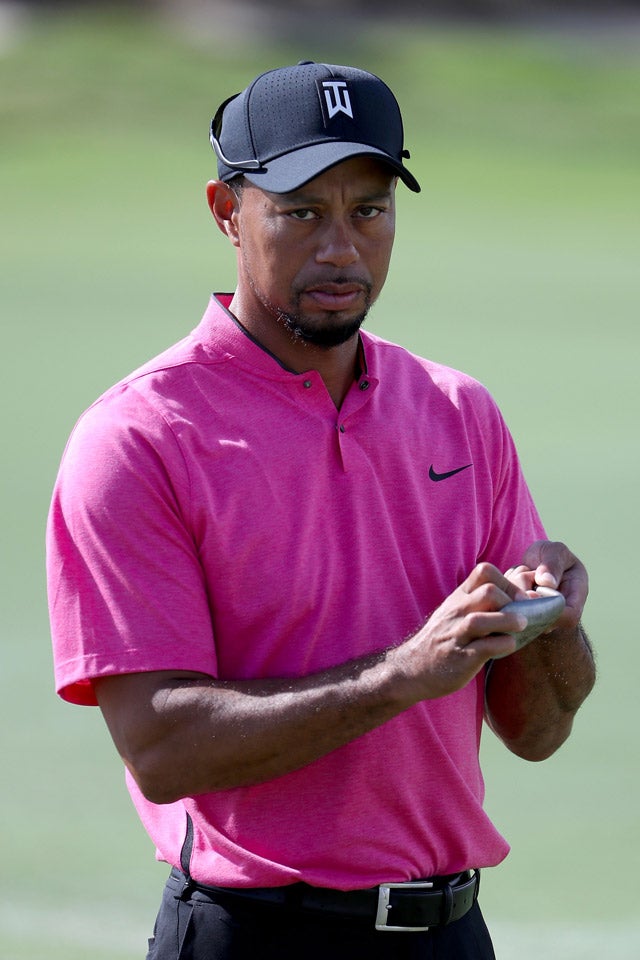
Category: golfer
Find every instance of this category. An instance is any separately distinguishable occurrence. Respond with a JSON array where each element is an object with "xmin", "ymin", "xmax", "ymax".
[{"xmin": 47, "ymin": 61, "xmax": 595, "ymax": 959}]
